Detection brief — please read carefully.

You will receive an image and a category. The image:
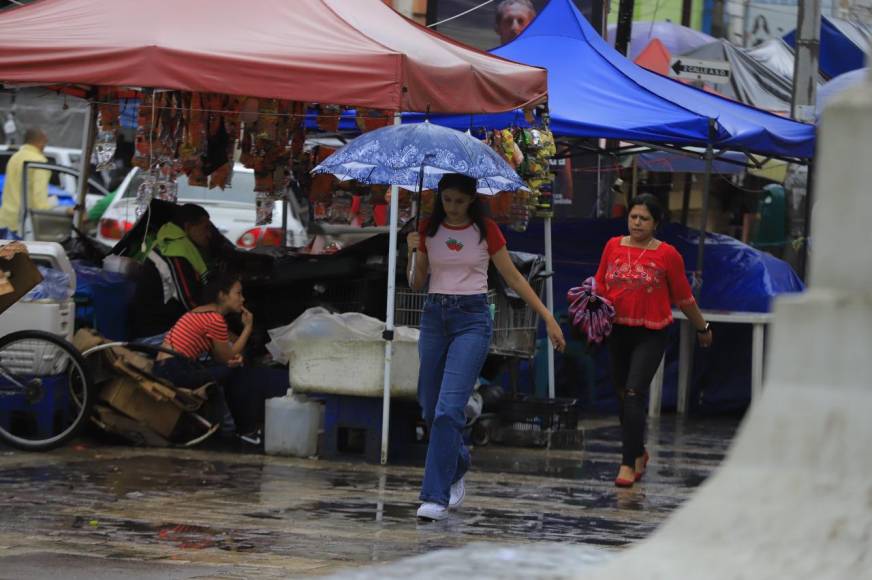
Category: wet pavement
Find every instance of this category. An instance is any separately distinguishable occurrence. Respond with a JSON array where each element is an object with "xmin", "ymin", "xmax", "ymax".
[{"xmin": 0, "ymin": 415, "xmax": 740, "ymax": 578}]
